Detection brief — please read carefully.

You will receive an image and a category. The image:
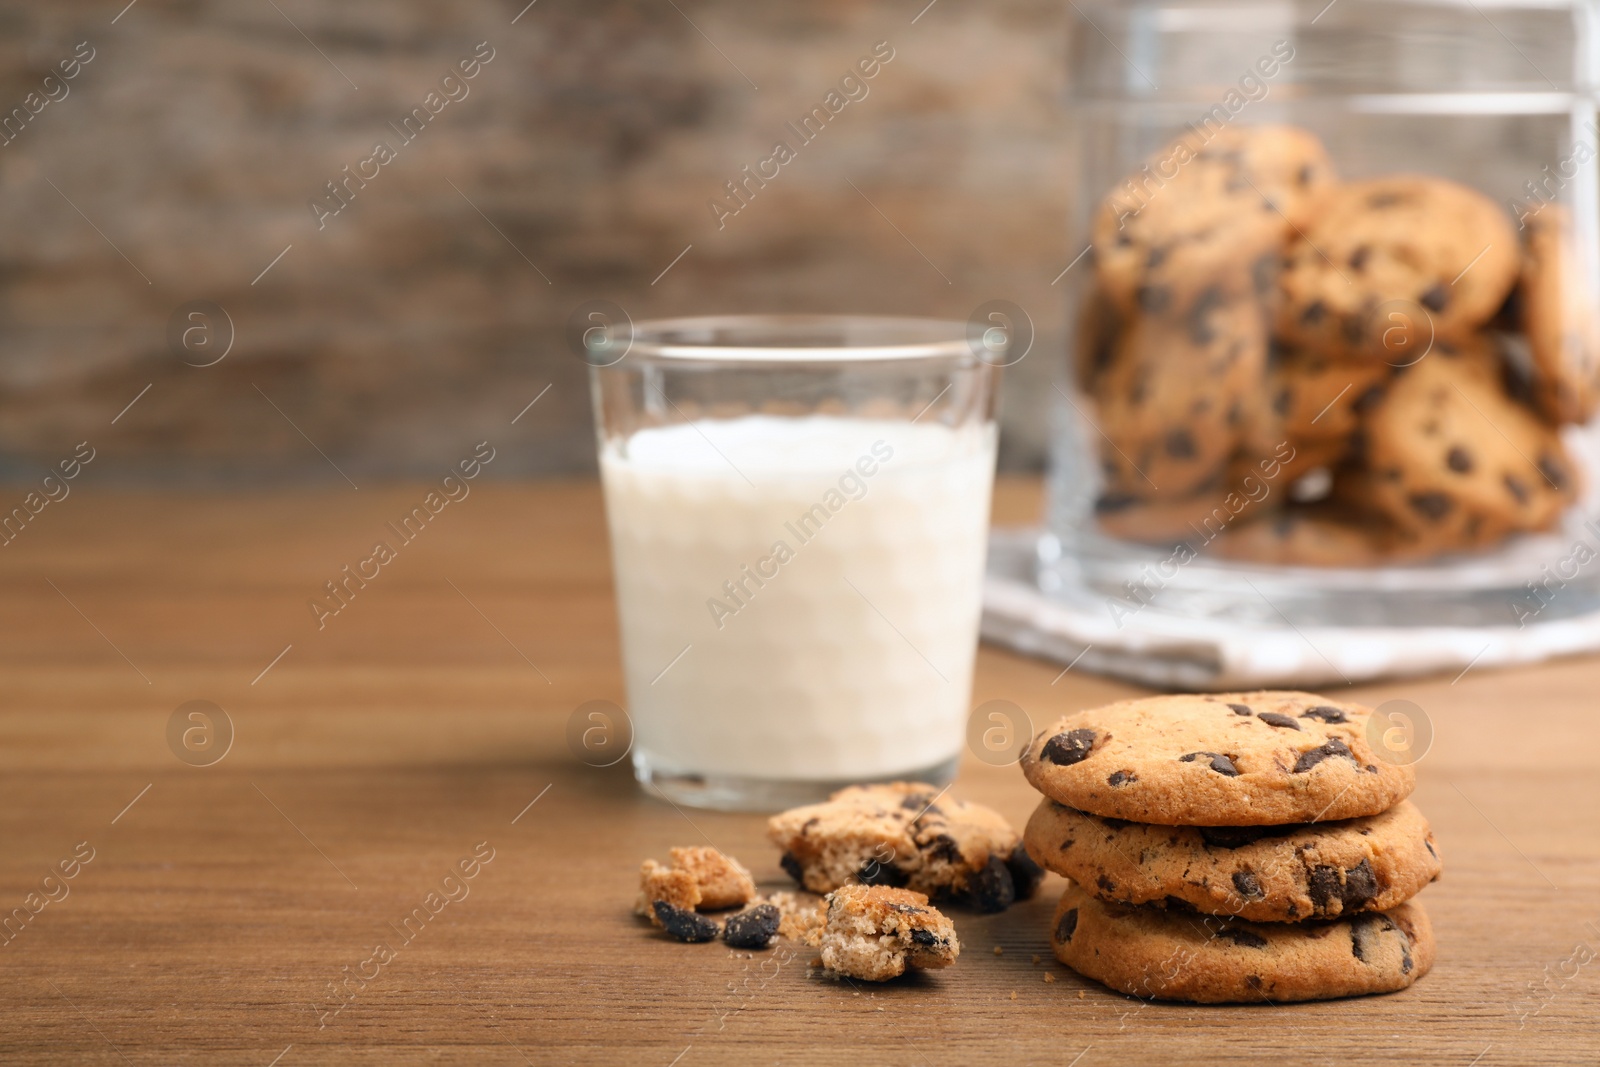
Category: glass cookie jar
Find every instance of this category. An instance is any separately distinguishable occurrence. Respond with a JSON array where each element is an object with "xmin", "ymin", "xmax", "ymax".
[{"xmin": 1042, "ymin": 0, "xmax": 1600, "ymax": 626}]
